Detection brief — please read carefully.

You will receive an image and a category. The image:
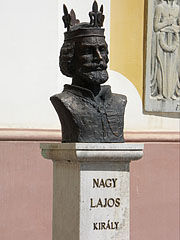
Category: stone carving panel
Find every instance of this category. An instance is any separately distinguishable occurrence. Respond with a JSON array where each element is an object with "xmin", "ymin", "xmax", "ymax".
[{"xmin": 145, "ymin": 0, "xmax": 180, "ymax": 113}]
